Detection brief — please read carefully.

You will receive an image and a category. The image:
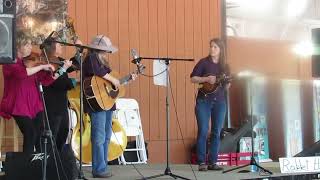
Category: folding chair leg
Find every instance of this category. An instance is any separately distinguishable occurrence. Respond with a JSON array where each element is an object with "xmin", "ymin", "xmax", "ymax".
[{"xmin": 120, "ymin": 154, "xmax": 127, "ymax": 165}]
